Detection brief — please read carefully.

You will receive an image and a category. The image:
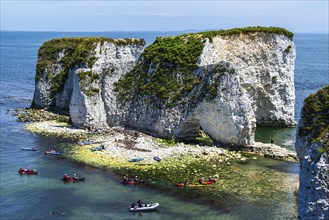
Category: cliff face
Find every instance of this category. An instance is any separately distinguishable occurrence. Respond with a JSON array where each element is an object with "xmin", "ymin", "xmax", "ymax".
[
  {"xmin": 32, "ymin": 27, "xmax": 295, "ymax": 145},
  {"xmin": 295, "ymin": 86, "xmax": 329, "ymax": 220},
  {"xmin": 200, "ymin": 33, "xmax": 296, "ymax": 126},
  {"xmin": 31, "ymin": 37, "xmax": 145, "ymax": 122}
]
